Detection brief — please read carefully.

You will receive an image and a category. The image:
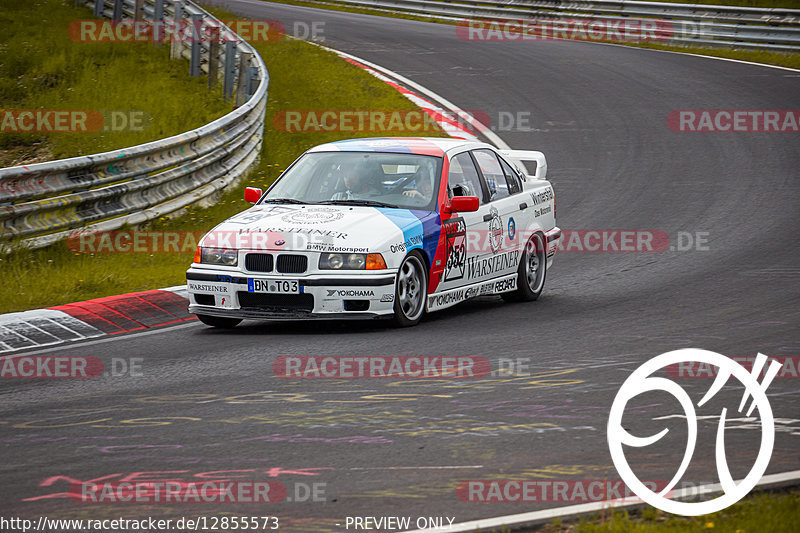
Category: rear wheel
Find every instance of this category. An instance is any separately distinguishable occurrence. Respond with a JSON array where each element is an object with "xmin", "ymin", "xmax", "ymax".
[
  {"xmin": 196, "ymin": 314, "xmax": 242, "ymax": 329},
  {"xmin": 503, "ymin": 232, "xmax": 546, "ymax": 302},
  {"xmin": 392, "ymin": 253, "xmax": 427, "ymax": 327}
]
